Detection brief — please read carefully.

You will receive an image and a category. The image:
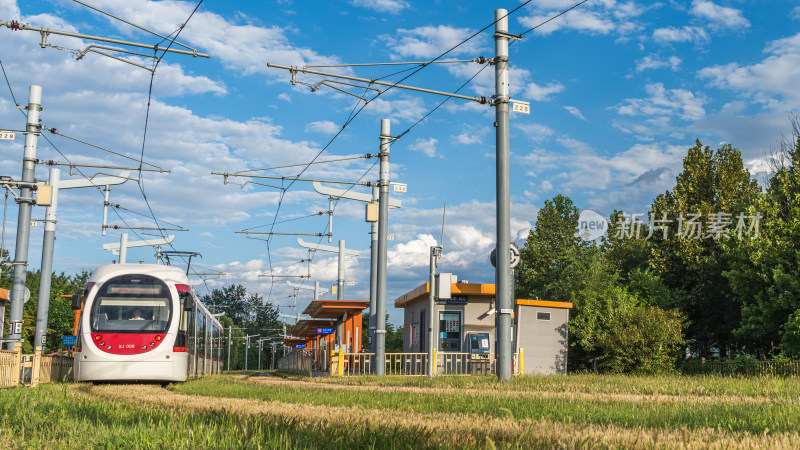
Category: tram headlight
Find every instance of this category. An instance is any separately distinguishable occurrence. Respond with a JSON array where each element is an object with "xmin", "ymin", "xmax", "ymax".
[
  {"xmin": 94, "ymin": 335, "xmax": 101, "ymax": 341},
  {"xmin": 150, "ymin": 342, "xmax": 155, "ymax": 347},
  {"xmin": 141, "ymin": 345, "xmax": 147, "ymax": 350},
  {"xmin": 155, "ymin": 335, "xmax": 162, "ymax": 341}
]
